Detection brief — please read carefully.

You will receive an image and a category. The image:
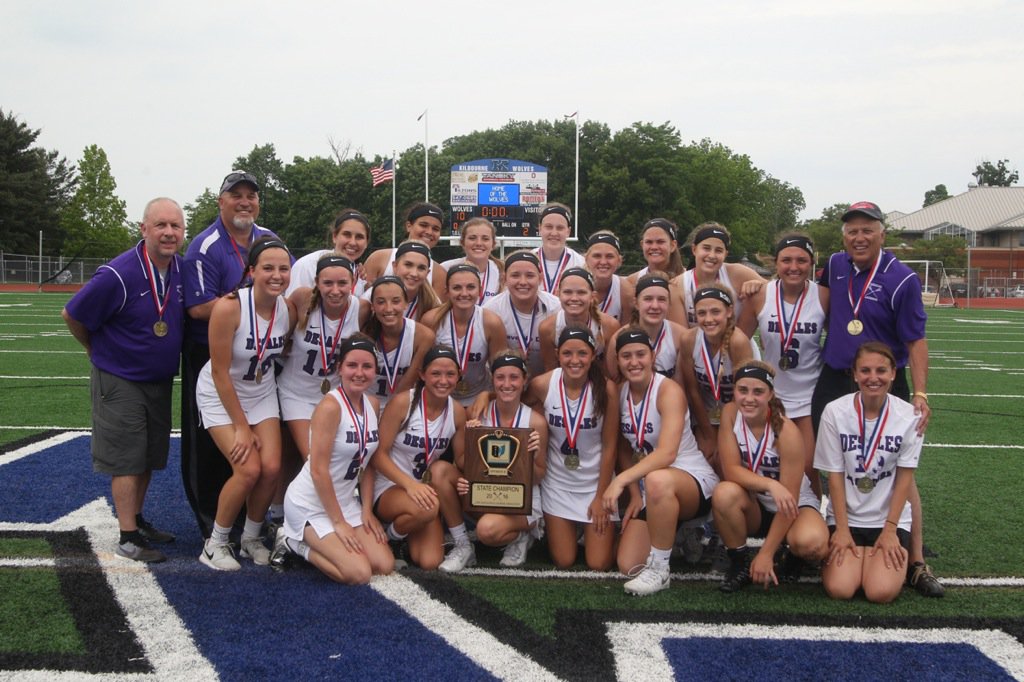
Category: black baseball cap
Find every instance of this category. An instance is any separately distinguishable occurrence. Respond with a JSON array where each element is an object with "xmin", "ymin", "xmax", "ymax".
[
  {"xmin": 220, "ymin": 170, "xmax": 260, "ymax": 194},
  {"xmin": 842, "ymin": 201, "xmax": 884, "ymax": 222}
]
